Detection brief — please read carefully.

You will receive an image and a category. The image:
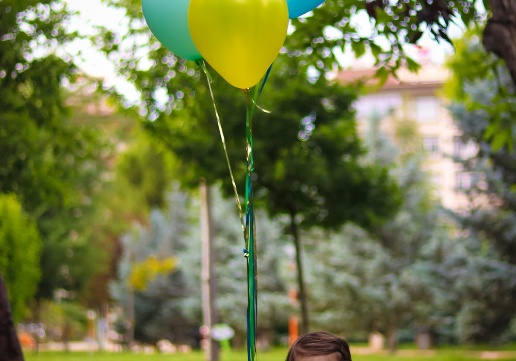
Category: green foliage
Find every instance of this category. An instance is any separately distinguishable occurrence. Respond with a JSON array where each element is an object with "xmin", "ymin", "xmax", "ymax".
[
  {"xmin": 116, "ymin": 132, "xmax": 179, "ymax": 210},
  {"xmin": 250, "ymin": 57, "xmax": 401, "ymax": 231},
  {"xmin": 111, "ymin": 185, "xmax": 290, "ymax": 346},
  {"xmin": 445, "ymin": 29, "xmax": 516, "ymax": 151},
  {"xmin": 114, "ymin": 52, "xmax": 401, "ymax": 233},
  {"xmin": 39, "ymin": 300, "xmax": 89, "ymax": 342},
  {"xmin": 445, "ymin": 69, "xmax": 516, "ymax": 343},
  {"xmin": 206, "ymin": 188, "xmax": 291, "ymax": 336},
  {"xmin": 96, "ymin": 0, "xmax": 402, "ymax": 231},
  {"xmin": 0, "ymin": 194, "xmax": 41, "ymax": 322},
  {"xmin": 442, "ymin": 27, "xmax": 516, "ymax": 342},
  {"xmin": 0, "ymin": 0, "xmax": 119, "ymax": 306},
  {"xmin": 305, "ymin": 115, "xmax": 451, "ymax": 346},
  {"xmin": 120, "ymin": 51, "xmax": 400, "ymax": 334},
  {"xmin": 110, "ymin": 184, "xmax": 196, "ymax": 345},
  {"xmin": 96, "ymin": 0, "xmax": 482, "ymax": 111},
  {"xmin": 0, "ymin": 0, "xmax": 79, "ymax": 213},
  {"xmin": 286, "ymin": 0, "xmax": 478, "ymax": 75},
  {"xmin": 96, "ymin": 2, "xmax": 404, "ymax": 335}
]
